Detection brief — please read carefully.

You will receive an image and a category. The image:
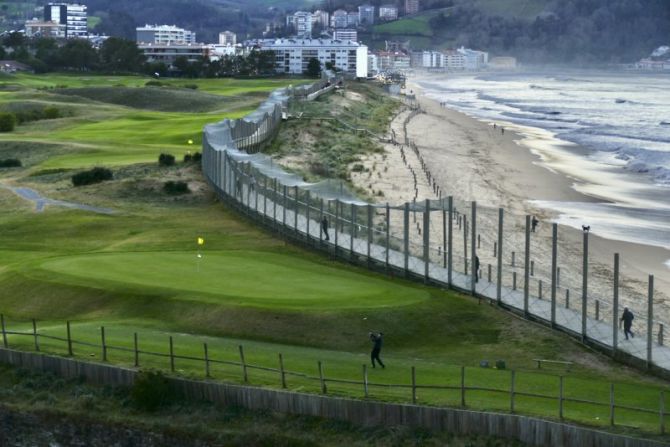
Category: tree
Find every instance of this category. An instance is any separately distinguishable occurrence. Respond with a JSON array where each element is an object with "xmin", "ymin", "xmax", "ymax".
[
  {"xmin": 58, "ymin": 39, "xmax": 99, "ymax": 71},
  {"xmin": 306, "ymin": 58, "xmax": 321, "ymax": 78},
  {"xmin": 100, "ymin": 37, "xmax": 146, "ymax": 72},
  {"xmin": 0, "ymin": 113, "xmax": 16, "ymax": 133}
]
